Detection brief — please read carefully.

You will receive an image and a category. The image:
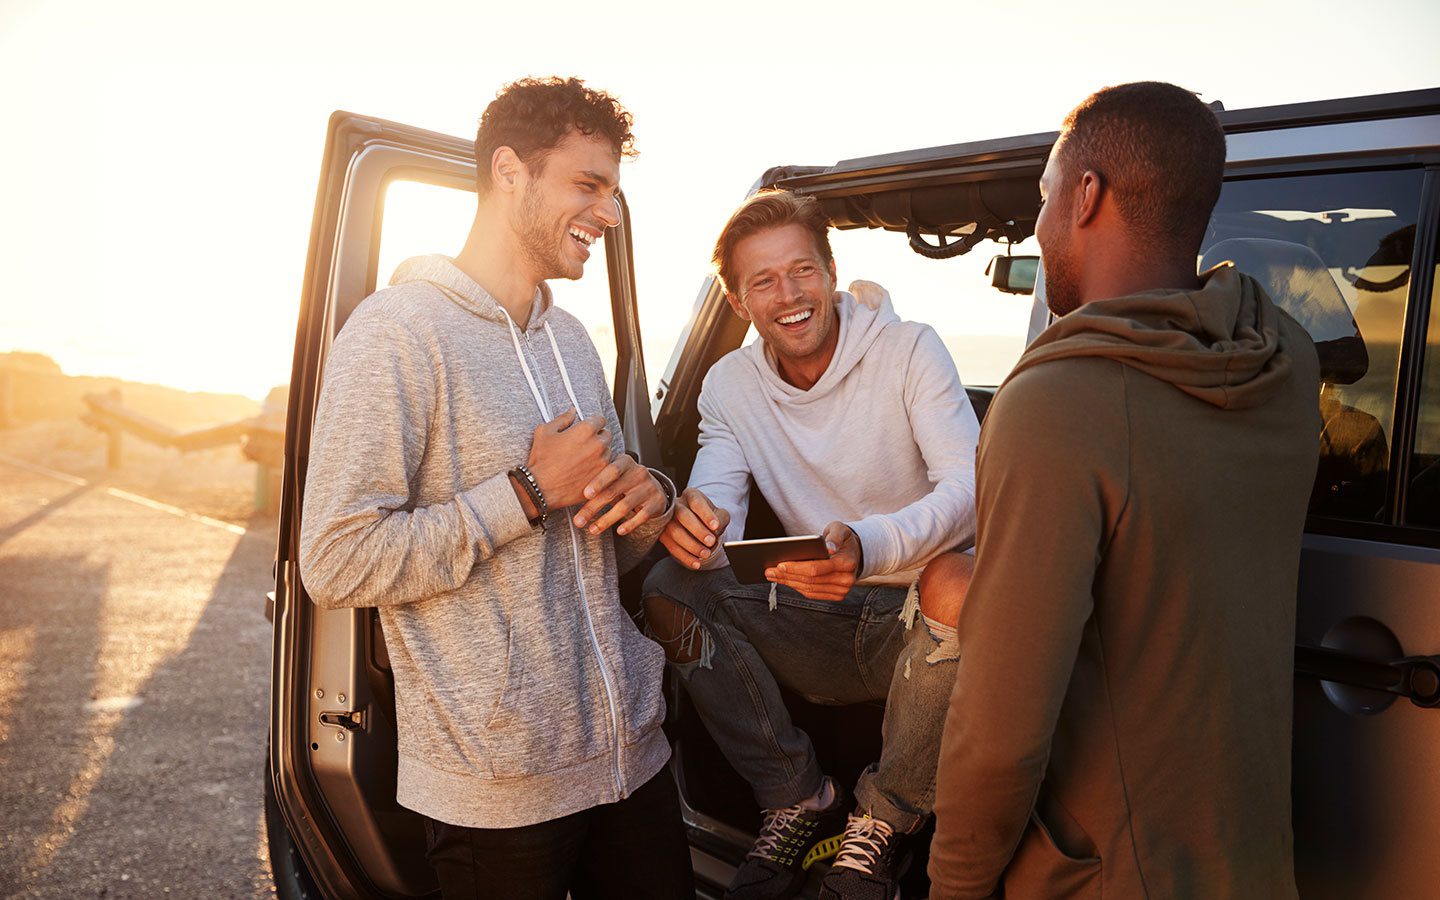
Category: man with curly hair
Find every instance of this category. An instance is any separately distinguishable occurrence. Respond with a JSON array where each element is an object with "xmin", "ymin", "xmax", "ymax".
[{"xmin": 300, "ymin": 77, "xmax": 693, "ymax": 898}]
